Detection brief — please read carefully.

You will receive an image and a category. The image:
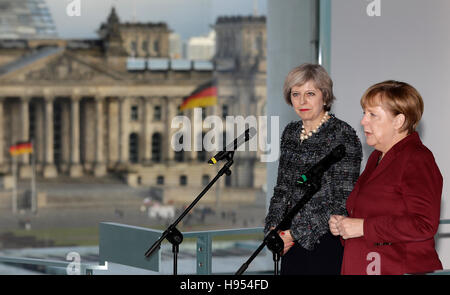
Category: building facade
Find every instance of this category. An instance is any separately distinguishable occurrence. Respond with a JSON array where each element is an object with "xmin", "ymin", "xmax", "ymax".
[
  {"xmin": 0, "ymin": 8, "xmax": 267, "ymax": 205},
  {"xmin": 214, "ymin": 16, "xmax": 267, "ymax": 190}
]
